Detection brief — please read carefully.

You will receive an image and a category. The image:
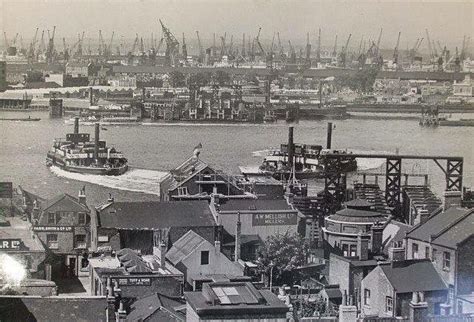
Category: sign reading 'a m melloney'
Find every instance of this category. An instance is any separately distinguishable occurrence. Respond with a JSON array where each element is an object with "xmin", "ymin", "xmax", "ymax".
[{"xmin": 252, "ymin": 213, "xmax": 297, "ymax": 226}]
